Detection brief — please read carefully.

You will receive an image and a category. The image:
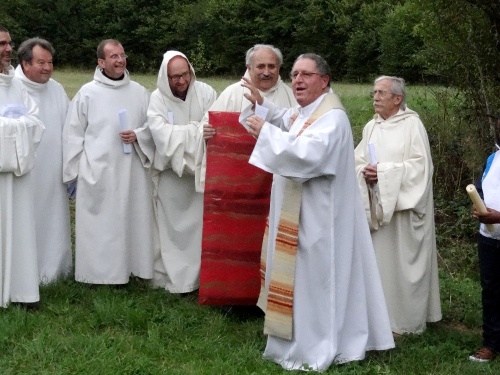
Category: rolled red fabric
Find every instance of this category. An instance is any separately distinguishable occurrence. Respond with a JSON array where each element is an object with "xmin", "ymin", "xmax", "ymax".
[{"xmin": 199, "ymin": 111, "xmax": 272, "ymax": 305}]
